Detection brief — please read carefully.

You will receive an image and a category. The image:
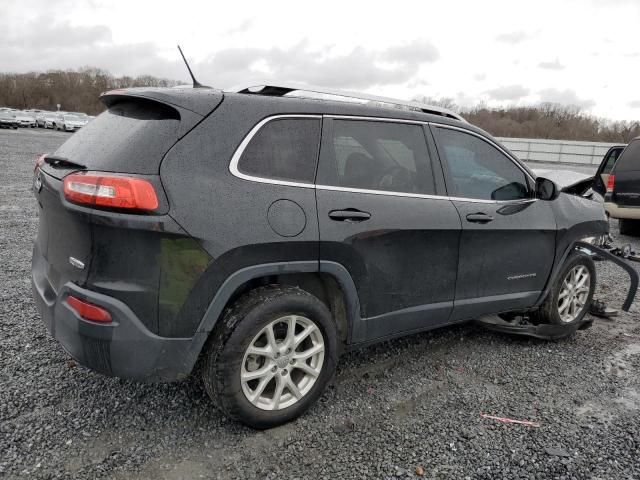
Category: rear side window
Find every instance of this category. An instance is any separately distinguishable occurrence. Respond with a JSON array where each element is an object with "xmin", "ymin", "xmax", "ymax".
[
  {"xmin": 237, "ymin": 118, "xmax": 321, "ymax": 183},
  {"xmin": 433, "ymin": 127, "xmax": 529, "ymax": 201},
  {"xmin": 54, "ymin": 99, "xmax": 181, "ymax": 174},
  {"xmin": 319, "ymin": 120, "xmax": 436, "ymax": 195},
  {"xmin": 613, "ymin": 140, "xmax": 640, "ymax": 172},
  {"xmin": 602, "ymin": 147, "xmax": 623, "ymax": 174}
]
